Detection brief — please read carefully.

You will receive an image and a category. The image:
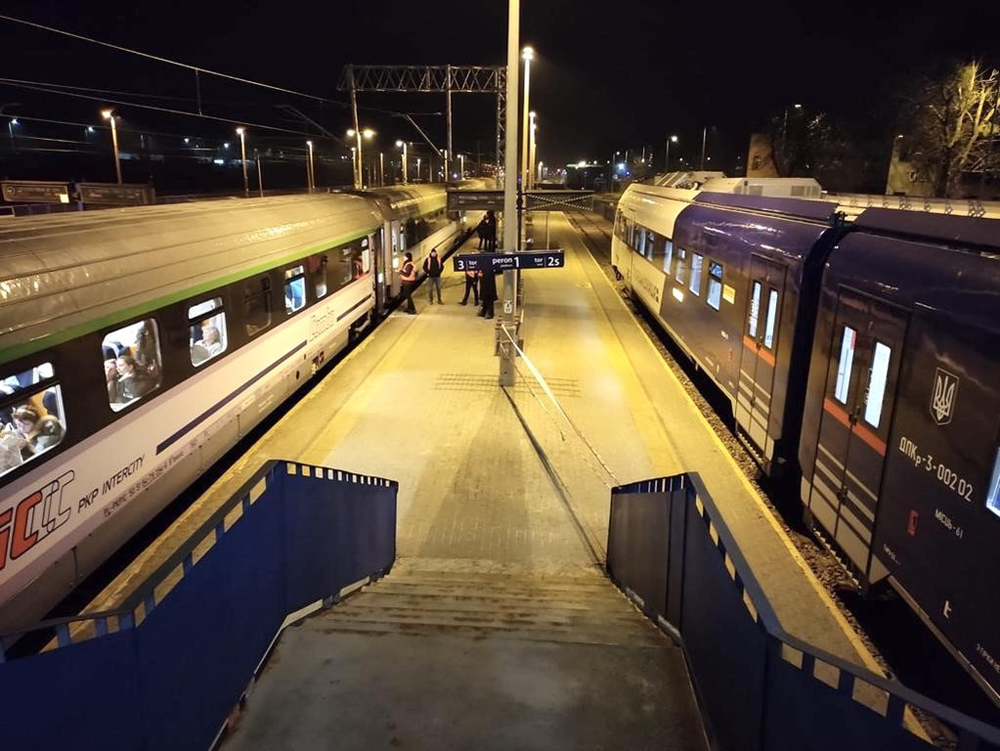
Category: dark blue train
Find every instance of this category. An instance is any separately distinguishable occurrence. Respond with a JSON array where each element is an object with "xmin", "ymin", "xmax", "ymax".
[{"xmin": 612, "ymin": 181, "xmax": 1000, "ymax": 705}]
